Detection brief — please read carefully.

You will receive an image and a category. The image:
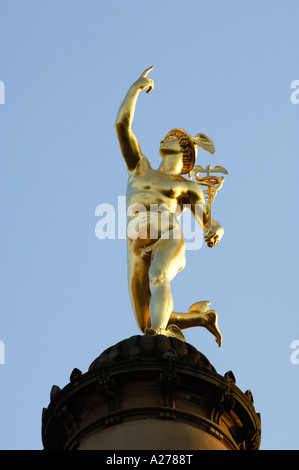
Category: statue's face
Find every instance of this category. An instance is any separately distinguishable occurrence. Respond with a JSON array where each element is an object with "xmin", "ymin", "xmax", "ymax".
[{"xmin": 159, "ymin": 135, "xmax": 181, "ymax": 156}]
